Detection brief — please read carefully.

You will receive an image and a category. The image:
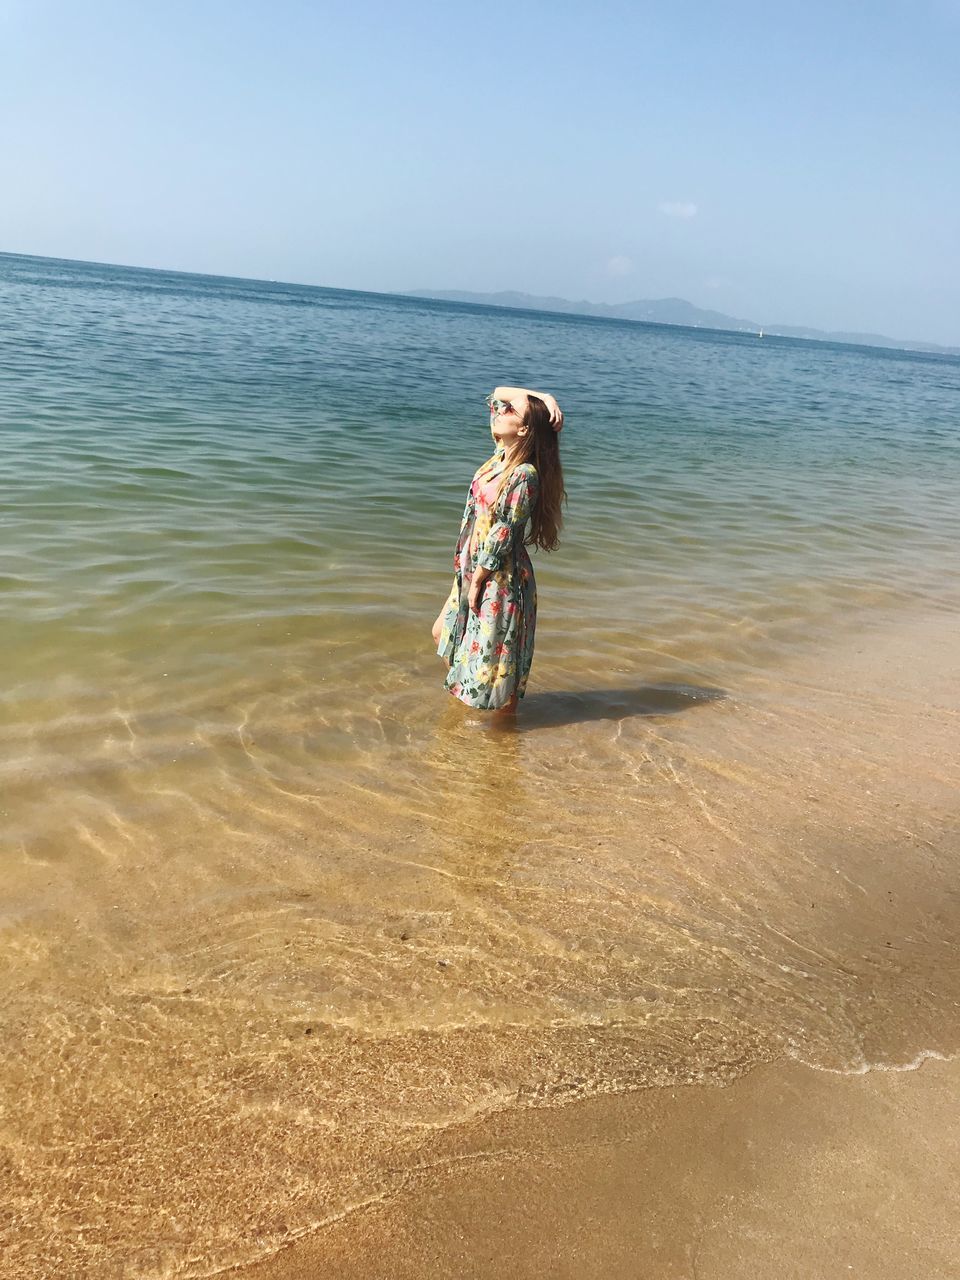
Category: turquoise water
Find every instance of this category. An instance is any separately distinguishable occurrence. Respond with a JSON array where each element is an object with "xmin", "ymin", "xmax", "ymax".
[
  {"xmin": 3, "ymin": 251, "xmax": 959, "ymax": 699},
  {"xmin": 3, "ymin": 253, "xmax": 960, "ymax": 1278}
]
